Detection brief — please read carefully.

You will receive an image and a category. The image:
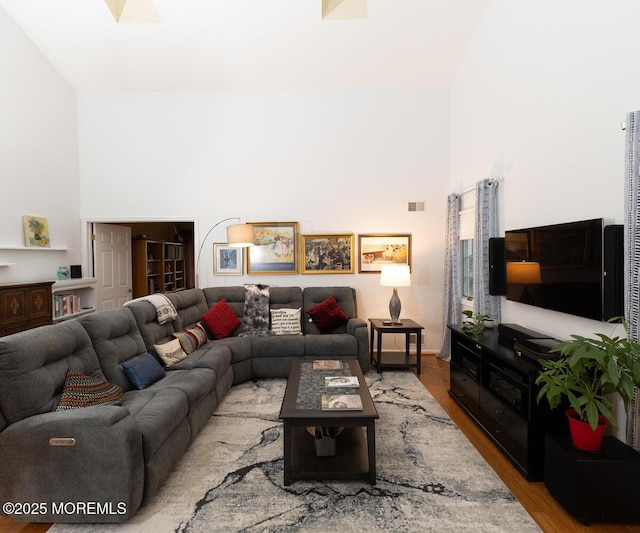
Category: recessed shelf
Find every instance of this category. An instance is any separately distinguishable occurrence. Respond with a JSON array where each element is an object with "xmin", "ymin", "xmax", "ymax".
[
  {"xmin": 52, "ymin": 278, "xmax": 96, "ymax": 321},
  {"xmin": 0, "ymin": 246, "xmax": 71, "ymax": 251},
  {"xmin": 52, "ymin": 278, "xmax": 97, "ymax": 291},
  {"xmin": 0, "ymin": 263, "xmax": 16, "ymax": 267}
]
